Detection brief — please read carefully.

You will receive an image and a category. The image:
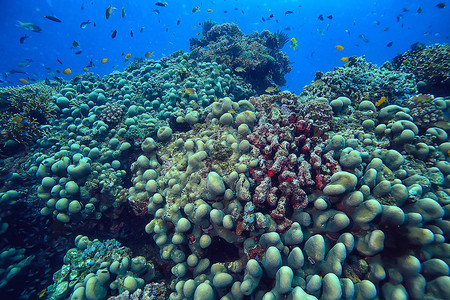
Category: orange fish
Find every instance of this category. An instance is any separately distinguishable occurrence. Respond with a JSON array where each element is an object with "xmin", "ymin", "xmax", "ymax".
[
  {"xmin": 19, "ymin": 78, "xmax": 29, "ymax": 84},
  {"xmin": 375, "ymin": 96, "xmax": 386, "ymax": 107},
  {"xmin": 343, "ymin": 62, "xmax": 350, "ymax": 67},
  {"xmin": 63, "ymin": 68, "xmax": 71, "ymax": 75},
  {"xmin": 101, "ymin": 58, "xmax": 108, "ymax": 64},
  {"xmin": 207, "ymin": 8, "xmax": 213, "ymax": 12},
  {"xmin": 12, "ymin": 116, "xmax": 23, "ymax": 123},
  {"xmin": 335, "ymin": 45, "xmax": 344, "ymax": 50},
  {"xmin": 341, "ymin": 57, "xmax": 349, "ymax": 62}
]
